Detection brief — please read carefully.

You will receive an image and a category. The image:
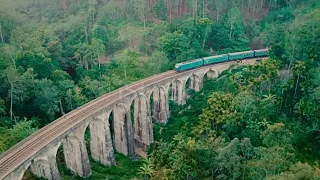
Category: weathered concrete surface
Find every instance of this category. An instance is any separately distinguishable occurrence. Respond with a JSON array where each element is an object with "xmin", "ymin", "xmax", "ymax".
[
  {"xmin": 189, "ymin": 74, "xmax": 203, "ymax": 92},
  {"xmin": 172, "ymin": 79, "xmax": 186, "ymax": 105},
  {"xmin": 205, "ymin": 69, "xmax": 218, "ymax": 80},
  {"xmin": 90, "ymin": 112, "xmax": 115, "ymax": 166},
  {"xmin": 63, "ymin": 125, "xmax": 91, "ymax": 177},
  {"xmin": 163, "ymin": 83, "xmax": 171, "ymax": 120},
  {"xmin": 30, "ymin": 143, "xmax": 61, "ymax": 180},
  {"xmin": 3, "ymin": 162, "xmax": 30, "ymax": 180},
  {"xmin": 153, "ymin": 86, "xmax": 169, "ymax": 123},
  {"xmin": 134, "ymin": 94, "xmax": 154, "ymax": 151},
  {"xmin": 113, "ymin": 103, "xmax": 135, "ymax": 156}
]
